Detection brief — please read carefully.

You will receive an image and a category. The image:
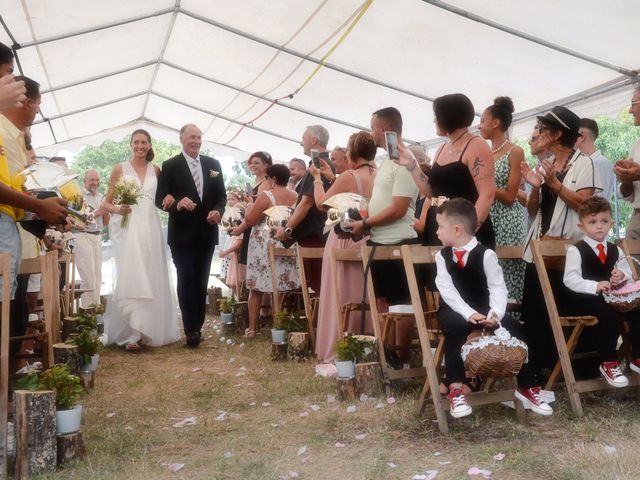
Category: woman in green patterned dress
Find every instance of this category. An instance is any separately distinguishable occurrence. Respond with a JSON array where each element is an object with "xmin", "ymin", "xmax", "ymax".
[{"xmin": 479, "ymin": 96, "xmax": 526, "ymax": 305}]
